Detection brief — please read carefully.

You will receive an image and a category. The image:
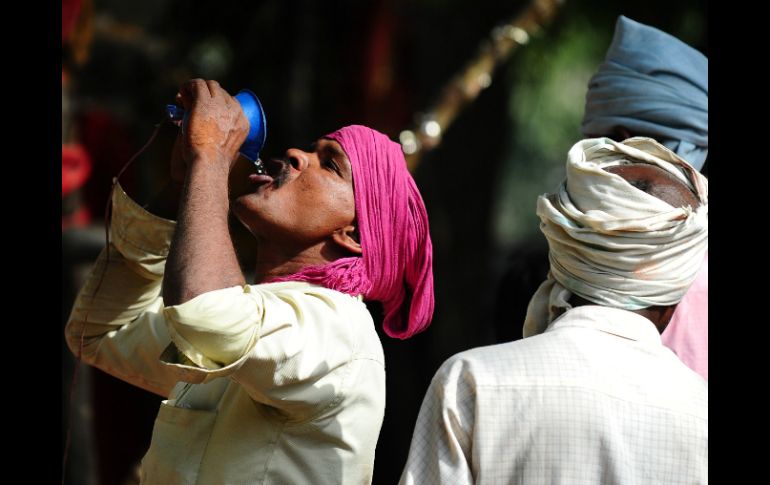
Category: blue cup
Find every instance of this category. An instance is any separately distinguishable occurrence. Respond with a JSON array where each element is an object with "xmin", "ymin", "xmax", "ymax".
[{"xmin": 166, "ymin": 89, "xmax": 267, "ymax": 162}]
